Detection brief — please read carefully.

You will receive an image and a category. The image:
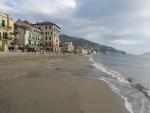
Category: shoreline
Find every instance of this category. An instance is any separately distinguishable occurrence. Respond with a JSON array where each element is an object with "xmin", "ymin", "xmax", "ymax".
[
  {"xmin": 89, "ymin": 54, "xmax": 150, "ymax": 113},
  {"xmin": 0, "ymin": 54, "xmax": 129, "ymax": 113}
]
